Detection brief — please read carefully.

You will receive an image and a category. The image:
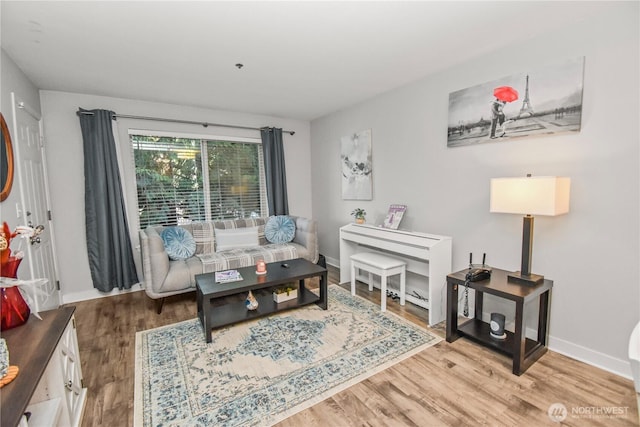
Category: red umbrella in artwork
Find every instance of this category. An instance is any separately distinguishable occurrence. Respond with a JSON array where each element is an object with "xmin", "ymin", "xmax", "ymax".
[{"xmin": 493, "ymin": 86, "xmax": 519, "ymax": 102}]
